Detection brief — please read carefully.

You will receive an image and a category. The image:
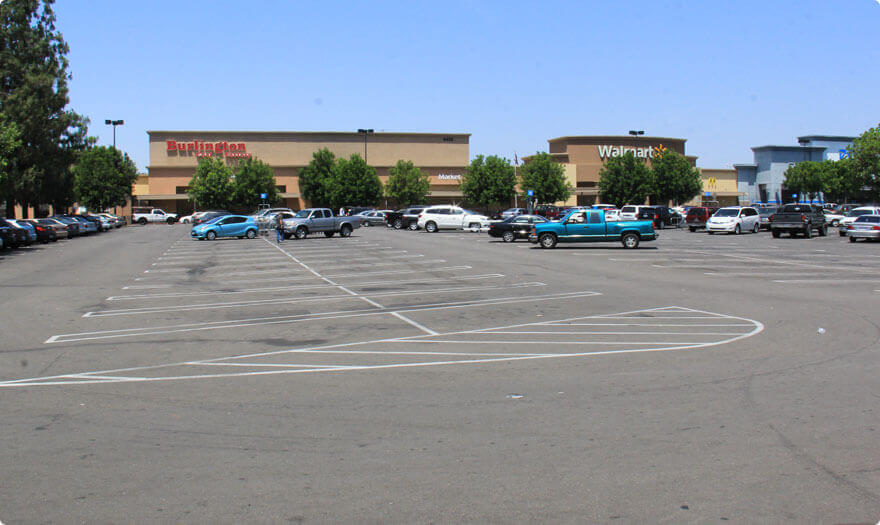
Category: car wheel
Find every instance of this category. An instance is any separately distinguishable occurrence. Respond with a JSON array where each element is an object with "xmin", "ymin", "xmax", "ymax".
[
  {"xmin": 707, "ymin": 231, "xmax": 714, "ymax": 235},
  {"xmin": 206, "ymin": 230, "xmax": 217, "ymax": 241},
  {"xmin": 425, "ymin": 221, "xmax": 438, "ymax": 233},
  {"xmin": 408, "ymin": 222, "xmax": 419, "ymax": 231},
  {"xmin": 689, "ymin": 227, "xmax": 696, "ymax": 232},
  {"xmin": 753, "ymin": 222, "xmax": 759, "ymax": 233},
  {"xmin": 832, "ymin": 220, "xmax": 839, "ymax": 226},
  {"xmin": 393, "ymin": 219, "xmax": 403, "ymax": 229},
  {"xmin": 502, "ymin": 231, "xmax": 515, "ymax": 243},
  {"xmin": 246, "ymin": 229, "xmax": 256, "ymax": 239},
  {"xmin": 734, "ymin": 224, "xmax": 741, "ymax": 235},
  {"xmin": 772, "ymin": 230, "xmax": 781, "ymax": 238},
  {"xmin": 468, "ymin": 222, "xmax": 480, "ymax": 231},
  {"xmin": 138, "ymin": 217, "xmax": 147, "ymax": 225},
  {"xmin": 839, "ymin": 229, "xmax": 846, "ymax": 237},
  {"xmin": 850, "ymin": 236, "xmax": 857, "ymax": 243},
  {"xmin": 340, "ymin": 224, "xmax": 352, "ymax": 237},
  {"xmin": 819, "ymin": 225, "xmax": 827, "ymax": 237},
  {"xmin": 538, "ymin": 233, "xmax": 557, "ymax": 249},
  {"xmin": 621, "ymin": 232, "xmax": 640, "ymax": 248},
  {"xmin": 167, "ymin": 217, "xmax": 175, "ymax": 225},
  {"xmin": 324, "ymin": 231, "xmax": 335, "ymax": 238},
  {"xmin": 295, "ymin": 226, "xmax": 308, "ymax": 239},
  {"xmin": 804, "ymin": 225, "xmax": 812, "ymax": 239}
]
